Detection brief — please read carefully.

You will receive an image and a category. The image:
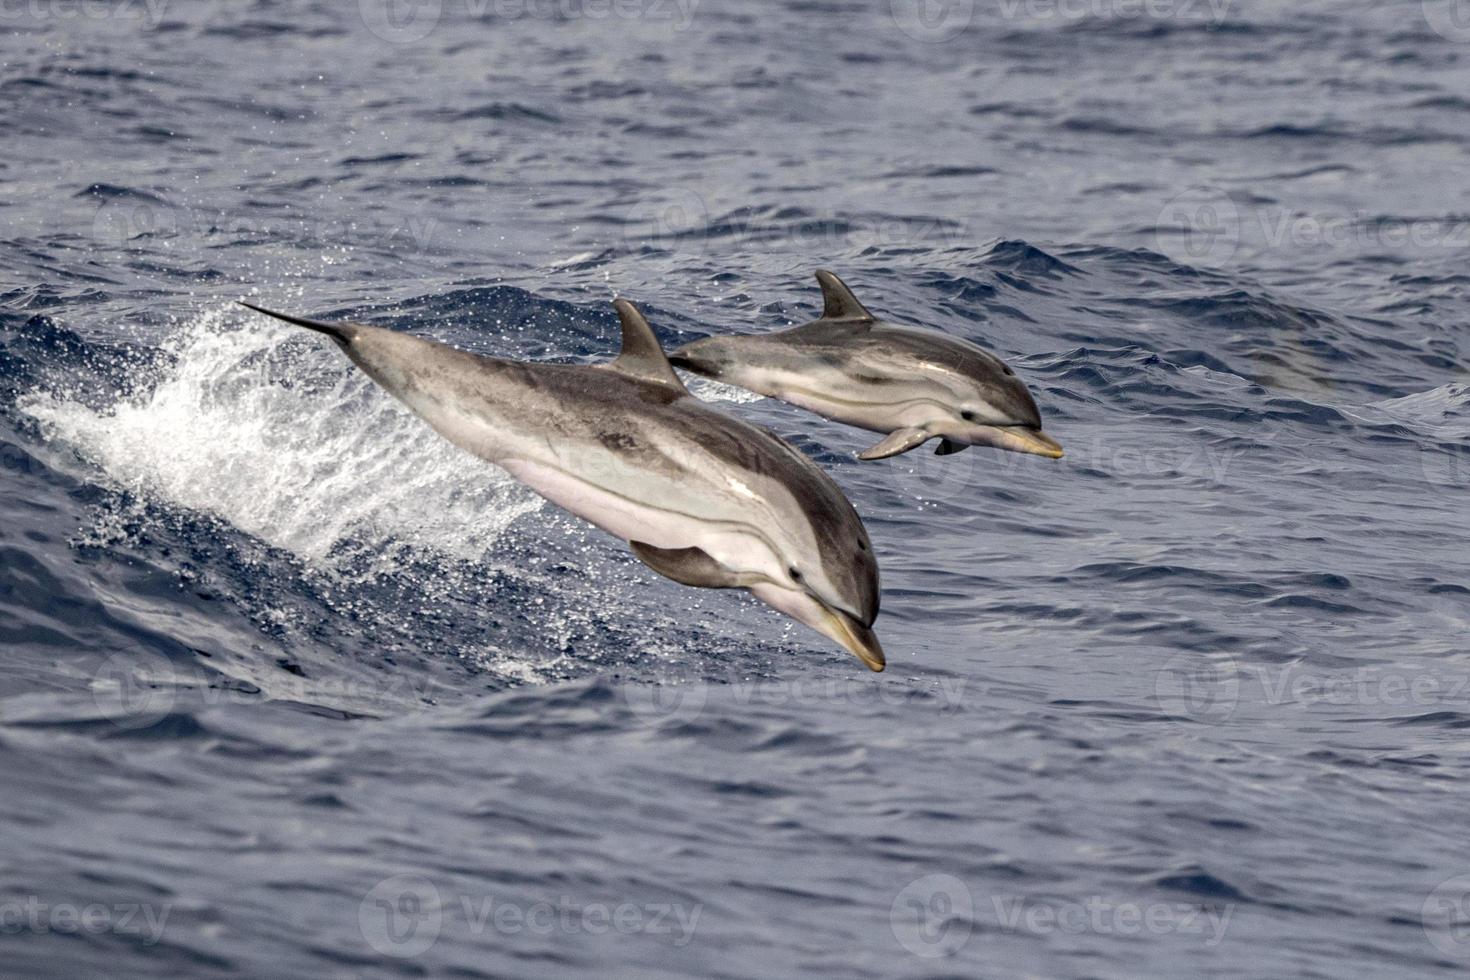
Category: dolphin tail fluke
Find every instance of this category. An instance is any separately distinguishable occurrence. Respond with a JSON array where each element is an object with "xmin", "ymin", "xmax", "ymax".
[{"xmin": 237, "ymin": 301, "xmax": 358, "ymax": 348}]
